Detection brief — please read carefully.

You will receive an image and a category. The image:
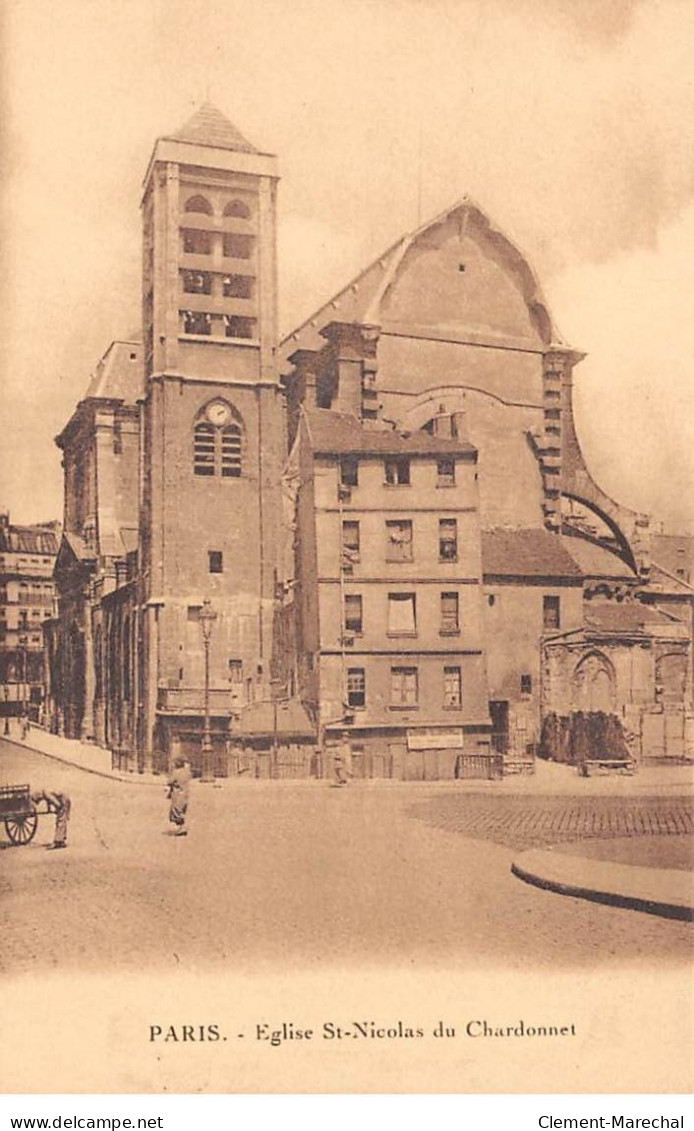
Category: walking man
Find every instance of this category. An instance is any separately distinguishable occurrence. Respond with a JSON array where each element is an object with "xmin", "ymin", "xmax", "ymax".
[{"xmin": 167, "ymin": 757, "xmax": 191, "ymax": 836}]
